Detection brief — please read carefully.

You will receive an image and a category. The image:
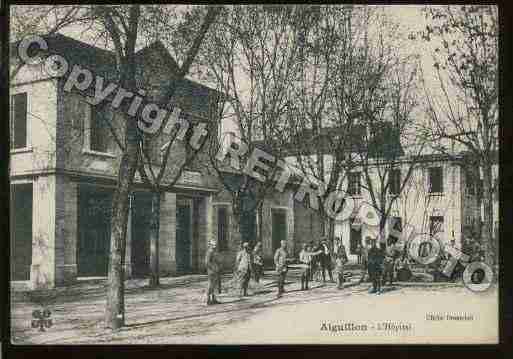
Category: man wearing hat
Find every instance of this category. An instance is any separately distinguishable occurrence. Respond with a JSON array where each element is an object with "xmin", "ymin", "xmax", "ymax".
[
  {"xmin": 235, "ymin": 242, "xmax": 252, "ymax": 297},
  {"xmin": 299, "ymin": 243, "xmax": 322, "ymax": 290},
  {"xmin": 334, "ymin": 237, "xmax": 348, "ymax": 289},
  {"xmin": 315, "ymin": 237, "xmax": 334, "ymax": 283},
  {"xmin": 205, "ymin": 240, "xmax": 221, "ymax": 305},
  {"xmin": 359, "ymin": 238, "xmax": 370, "ymax": 284},
  {"xmin": 367, "ymin": 238, "xmax": 385, "ymax": 294},
  {"xmin": 309, "ymin": 240, "xmax": 318, "ymax": 281},
  {"xmin": 274, "ymin": 240, "xmax": 289, "ymax": 297}
]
